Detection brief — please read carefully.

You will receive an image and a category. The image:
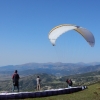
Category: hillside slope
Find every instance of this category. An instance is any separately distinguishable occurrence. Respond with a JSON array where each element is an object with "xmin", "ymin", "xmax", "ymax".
[
  {"xmin": 25, "ymin": 82, "xmax": 100, "ymax": 100},
  {"xmin": 0, "ymin": 71, "xmax": 100, "ymax": 92}
]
